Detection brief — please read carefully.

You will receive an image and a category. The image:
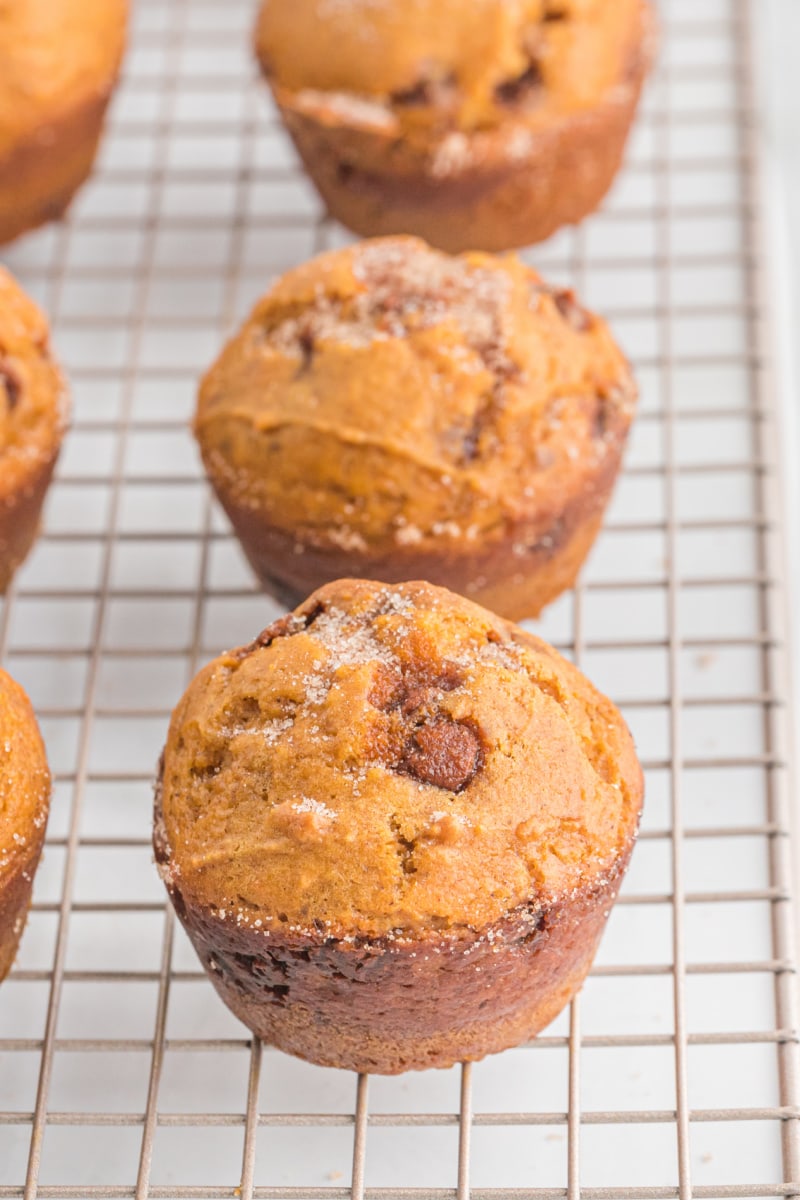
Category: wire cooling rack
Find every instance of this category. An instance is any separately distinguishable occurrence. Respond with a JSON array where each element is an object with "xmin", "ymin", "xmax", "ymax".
[{"xmin": 1, "ymin": 0, "xmax": 798, "ymax": 1195}]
